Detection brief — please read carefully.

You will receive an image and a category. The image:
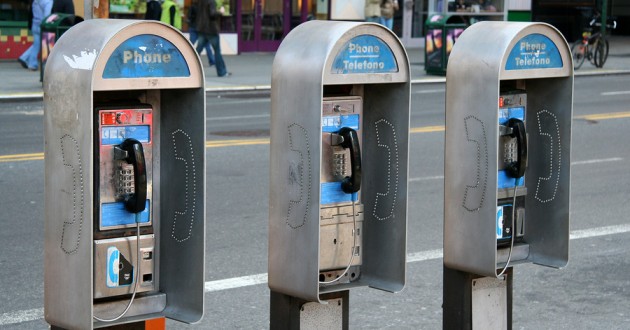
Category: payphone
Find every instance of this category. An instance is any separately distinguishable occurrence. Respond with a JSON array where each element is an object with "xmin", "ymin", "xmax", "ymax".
[
  {"xmin": 269, "ymin": 21, "xmax": 410, "ymax": 328},
  {"xmin": 496, "ymin": 91, "xmax": 527, "ymax": 248},
  {"xmin": 443, "ymin": 22, "xmax": 573, "ymax": 328},
  {"xmin": 319, "ymin": 97, "xmax": 364, "ymax": 285},
  {"xmin": 44, "ymin": 20, "xmax": 205, "ymax": 329},
  {"xmin": 445, "ymin": 22, "xmax": 572, "ymax": 277},
  {"xmin": 93, "ymin": 105, "xmax": 155, "ymax": 303}
]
